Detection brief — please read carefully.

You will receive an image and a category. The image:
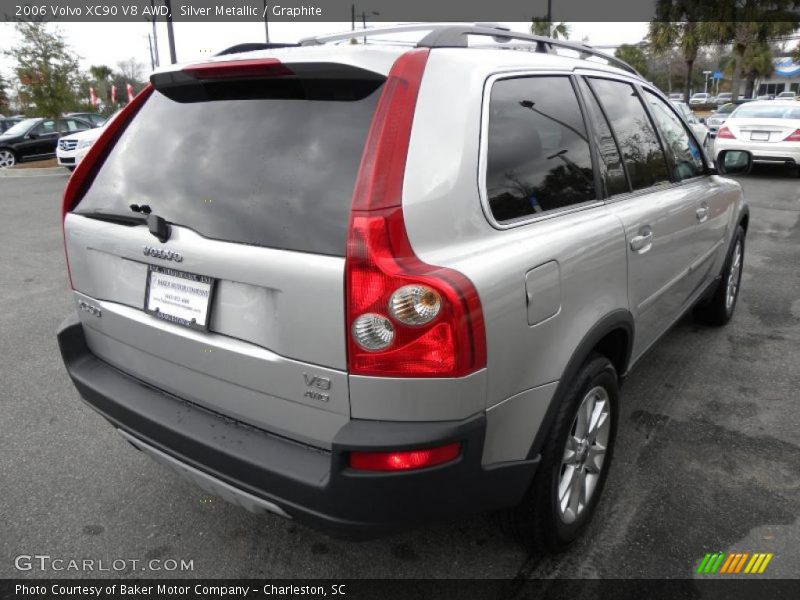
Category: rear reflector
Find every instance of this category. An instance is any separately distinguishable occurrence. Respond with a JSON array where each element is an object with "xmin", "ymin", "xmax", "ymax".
[
  {"xmin": 183, "ymin": 58, "xmax": 293, "ymax": 79},
  {"xmin": 349, "ymin": 442, "xmax": 461, "ymax": 472}
]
